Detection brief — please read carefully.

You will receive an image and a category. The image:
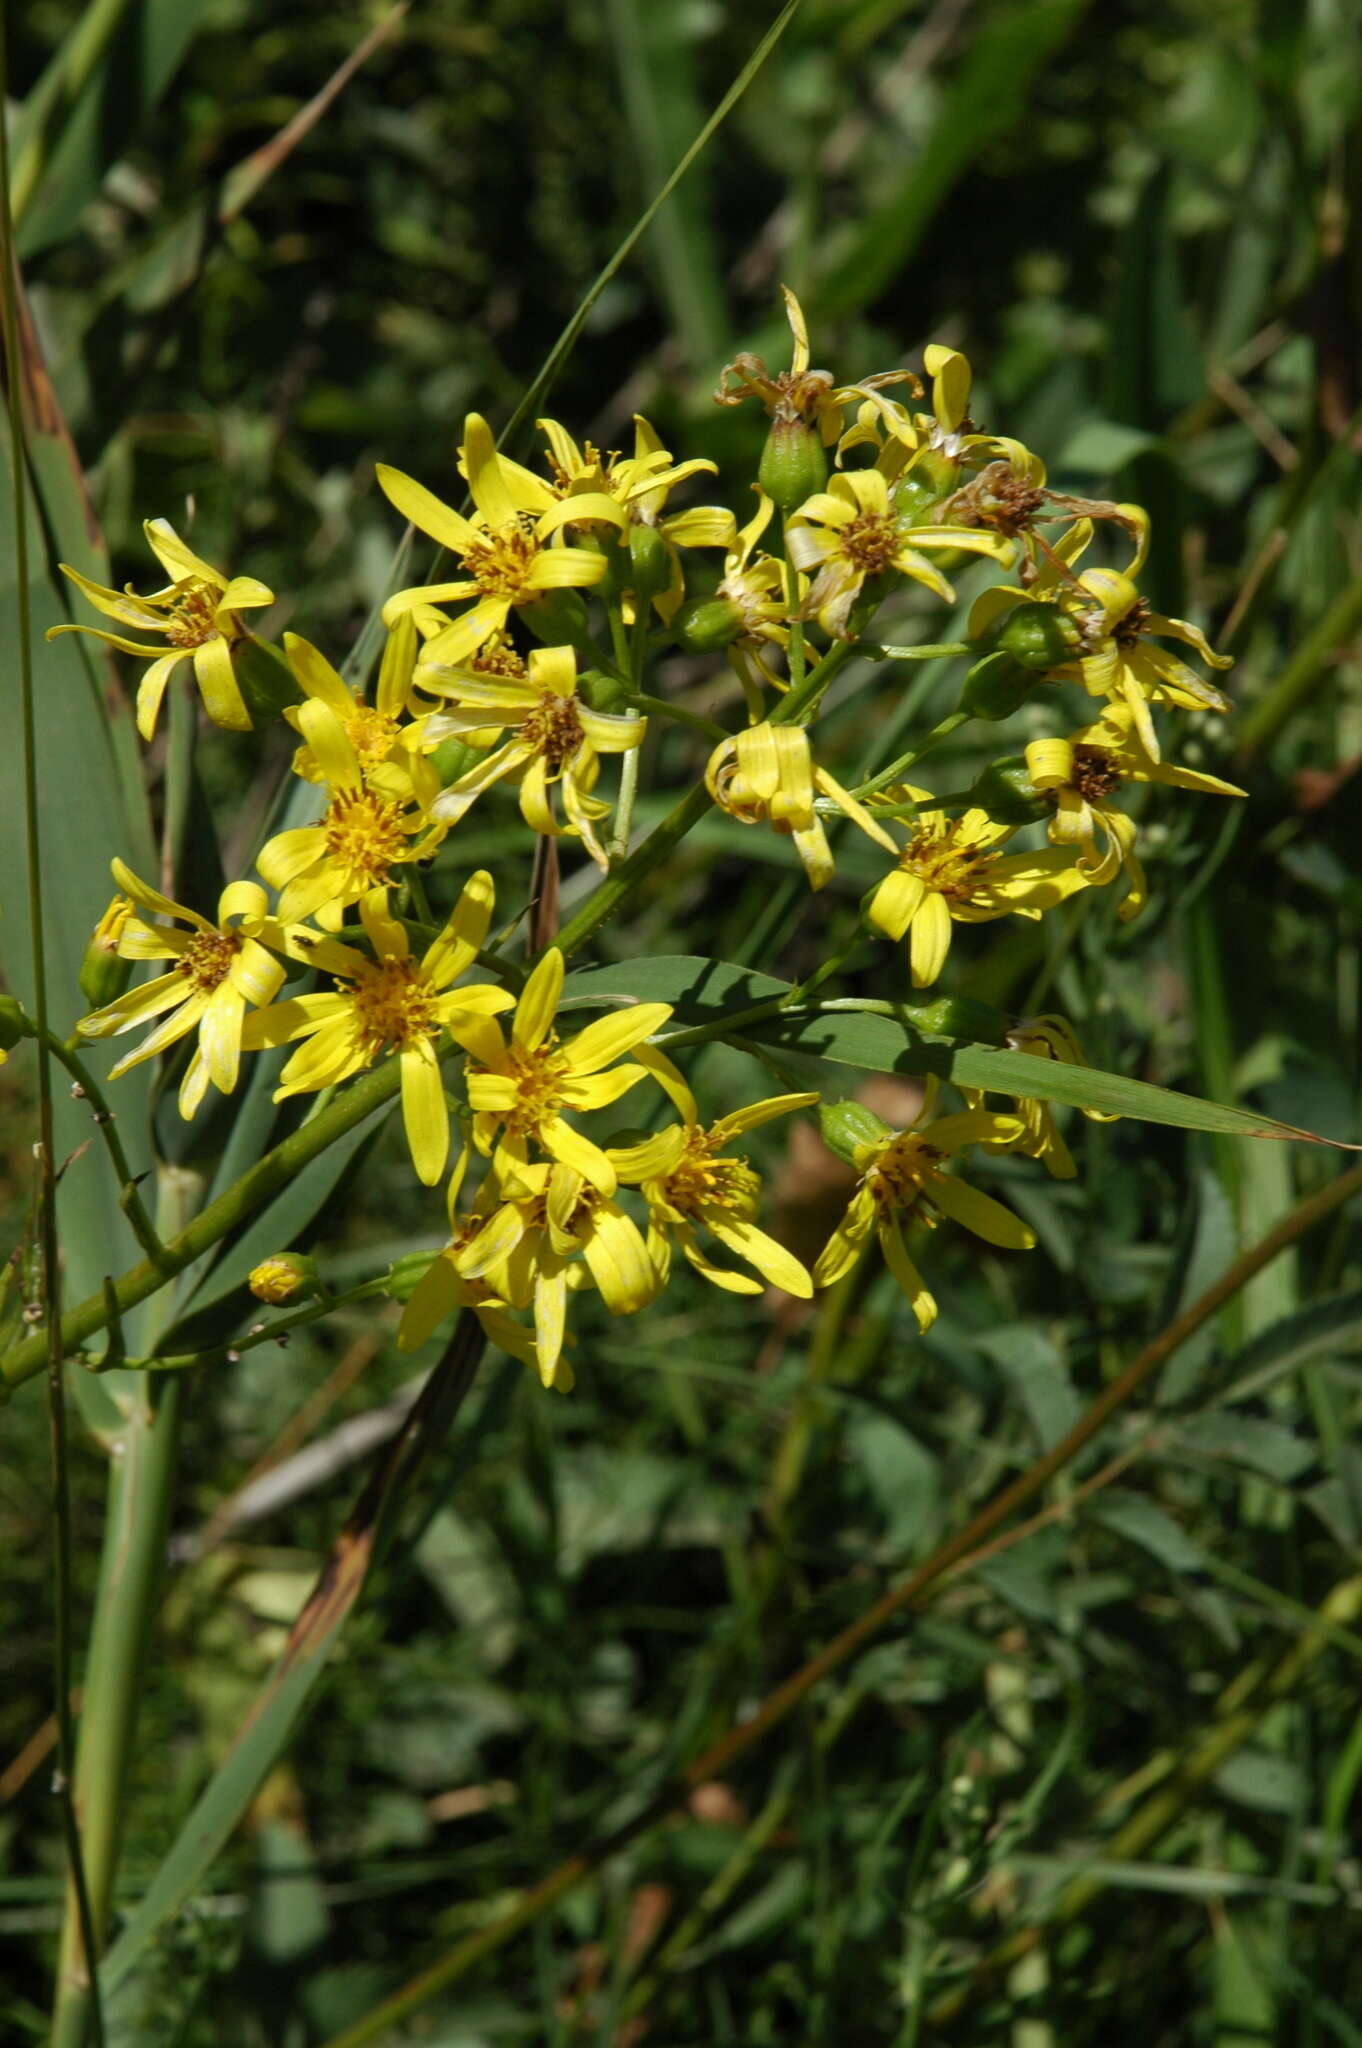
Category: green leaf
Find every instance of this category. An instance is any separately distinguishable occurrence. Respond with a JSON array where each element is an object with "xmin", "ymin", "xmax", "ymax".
[
  {"xmin": 976, "ymin": 1324, "xmax": 1081, "ymax": 1452},
  {"xmin": 565, "ymin": 956, "xmax": 1345, "ymax": 1143}
]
